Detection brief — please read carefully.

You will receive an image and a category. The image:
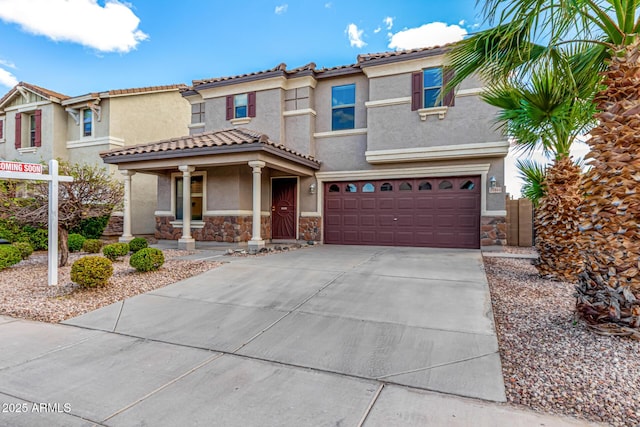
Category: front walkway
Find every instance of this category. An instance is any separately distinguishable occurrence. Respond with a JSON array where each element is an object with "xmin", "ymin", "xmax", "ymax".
[{"xmin": 0, "ymin": 246, "xmax": 599, "ymax": 426}]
